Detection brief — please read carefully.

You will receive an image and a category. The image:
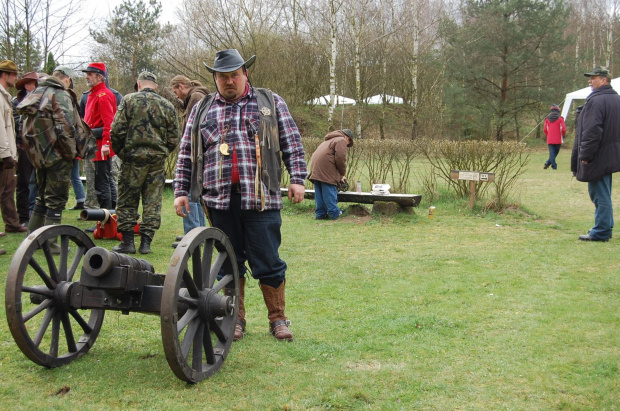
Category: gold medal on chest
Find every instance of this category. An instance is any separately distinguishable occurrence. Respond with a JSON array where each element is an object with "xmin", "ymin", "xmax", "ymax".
[{"xmin": 220, "ymin": 143, "xmax": 230, "ymax": 155}]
